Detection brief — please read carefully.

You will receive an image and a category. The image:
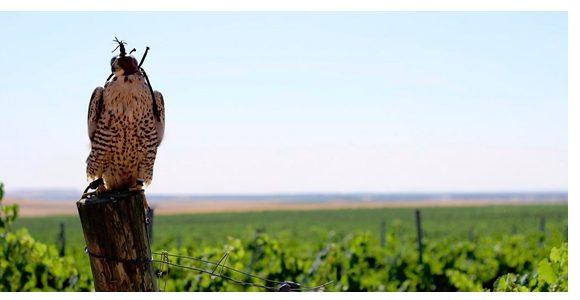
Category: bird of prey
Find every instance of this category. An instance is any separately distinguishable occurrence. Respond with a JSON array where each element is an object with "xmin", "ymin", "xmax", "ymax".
[{"xmin": 85, "ymin": 38, "xmax": 165, "ymax": 208}]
